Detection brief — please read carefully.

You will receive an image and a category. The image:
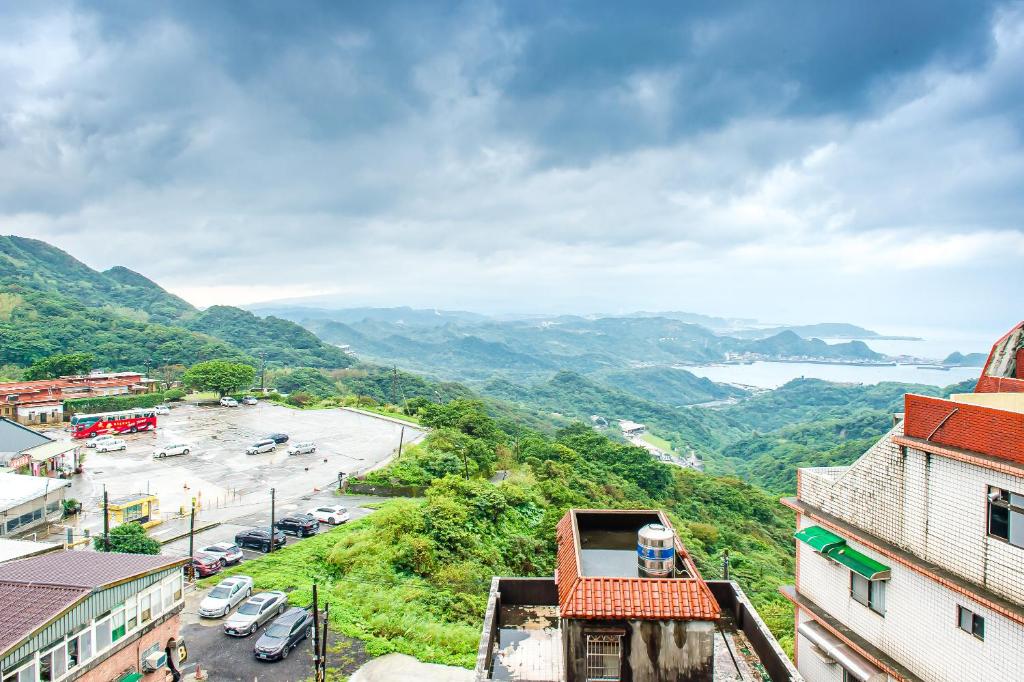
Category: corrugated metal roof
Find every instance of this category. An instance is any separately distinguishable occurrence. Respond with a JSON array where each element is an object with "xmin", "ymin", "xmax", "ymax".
[
  {"xmin": 0, "ymin": 473, "xmax": 69, "ymax": 511},
  {"xmin": 0, "ymin": 418, "xmax": 52, "ymax": 455},
  {"xmin": 0, "ymin": 550, "xmax": 186, "ymax": 589},
  {"xmin": 0, "ymin": 582, "xmax": 88, "ymax": 657},
  {"xmin": 0, "ymin": 538, "xmax": 60, "ymax": 564},
  {"xmin": 555, "ymin": 509, "xmax": 721, "ymax": 622}
]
